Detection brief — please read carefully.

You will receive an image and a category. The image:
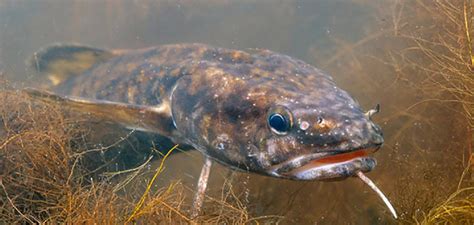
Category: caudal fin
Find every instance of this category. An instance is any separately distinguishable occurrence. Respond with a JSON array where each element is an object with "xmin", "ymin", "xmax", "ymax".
[{"xmin": 28, "ymin": 43, "xmax": 116, "ymax": 86}]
